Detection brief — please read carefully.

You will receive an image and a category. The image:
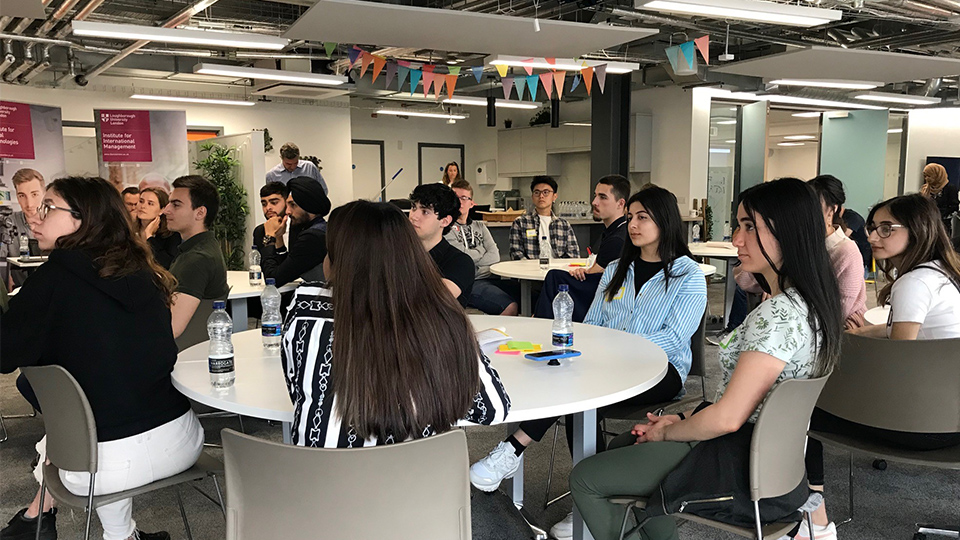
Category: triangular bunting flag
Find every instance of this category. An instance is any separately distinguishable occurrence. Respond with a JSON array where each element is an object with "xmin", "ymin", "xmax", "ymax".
[
  {"xmin": 502, "ymin": 76, "xmax": 515, "ymax": 99},
  {"xmin": 545, "ymin": 57, "xmax": 556, "ymax": 66},
  {"xmin": 539, "ymin": 72, "xmax": 554, "ymax": 99},
  {"xmin": 372, "ymin": 56, "xmax": 386, "ymax": 81},
  {"xmin": 571, "ymin": 74, "xmax": 581, "ymax": 93},
  {"xmin": 594, "ymin": 64, "xmax": 607, "ymax": 94},
  {"xmin": 526, "ymin": 74, "xmax": 539, "ymax": 101},
  {"xmin": 495, "ymin": 64, "xmax": 509, "ymax": 78},
  {"xmin": 397, "ymin": 60, "xmax": 411, "ymax": 68},
  {"xmin": 423, "ymin": 72, "xmax": 435, "ymax": 97},
  {"xmin": 324, "ymin": 42, "xmax": 337, "ymax": 58},
  {"xmin": 665, "ymin": 45, "xmax": 681, "ymax": 72},
  {"xmin": 409, "ymin": 69, "xmax": 422, "ymax": 95},
  {"xmin": 423, "ymin": 64, "xmax": 436, "ymax": 73},
  {"xmin": 386, "ymin": 62, "xmax": 398, "ymax": 89},
  {"xmin": 471, "ymin": 66, "xmax": 484, "ymax": 83},
  {"xmin": 348, "ymin": 47, "xmax": 362, "ymax": 66},
  {"xmin": 397, "ymin": 66, "xmax": 410, "ymax": 90},
  {"xmin": 514, "ymin": 76, "xmax": 527, "ymax": 100},
  {"xmin": 448, "ymin": 66, "xmax": 461, "ymax": 76},
  {"xmin": 445, "ymin": 74, "xmax": 458, "ymax": 100},
  {"xmin": 582, "ymin": 66, "xmax": 594, "ymax": 95},
  {"xmin": 434, "ymin": 76, "xmax": 443, "ymax": 100},
  {"xmin": 679, "ymin": 41, "xmax": 696, "ymax": 70},
  {"xmin": 360, "ymin": 52, "xmax": 374, "ymax": 78},
  {"xmin": 694, "ymin": 35, "xmax": 710, "ymax": 65},
  {"xmin": 553, "ymin": 71, "xmax": 565, "ymax": 100},
  {"xmin": 522, "ymin": 59, "xmax": 534, "ymax": 76}
]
